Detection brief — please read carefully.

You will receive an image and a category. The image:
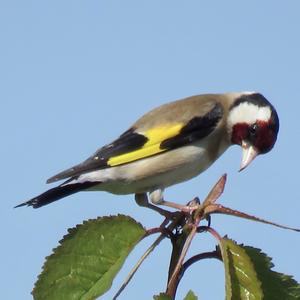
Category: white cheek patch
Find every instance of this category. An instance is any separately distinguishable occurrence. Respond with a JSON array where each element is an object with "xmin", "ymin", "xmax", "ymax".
[{"xmin": 228, "ymin": 102, "xmax": 272, "ymax": 127}]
